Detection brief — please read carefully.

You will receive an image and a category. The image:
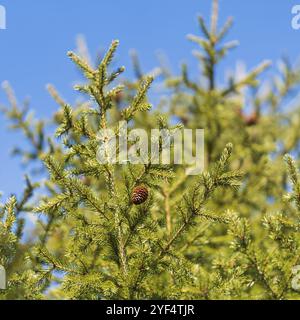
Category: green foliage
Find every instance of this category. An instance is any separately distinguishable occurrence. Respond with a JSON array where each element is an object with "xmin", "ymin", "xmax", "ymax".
[{"xmin": 1, "ymin": 0, "xmax": 300, "ymax": 300}]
